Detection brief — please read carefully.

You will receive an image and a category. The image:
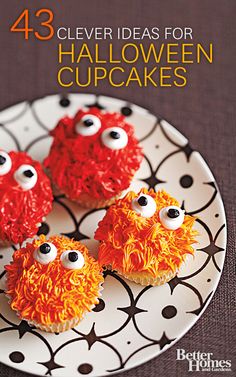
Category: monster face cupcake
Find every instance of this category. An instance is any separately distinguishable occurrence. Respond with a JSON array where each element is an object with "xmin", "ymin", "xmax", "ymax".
[
  {"xmin": 0, "ymin": 150, "xmax": 53, "ymax": 246},
  {"xmin": 95, "ymin": 188, "xmax": 197, "ymax": 286},
  {"xmin": 5, "ymin": 235, "xmax": 104, "ymax": 332},
  {"xmin": 44, "ymin": 107, "xmax": 143, "ymax": 208}
]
